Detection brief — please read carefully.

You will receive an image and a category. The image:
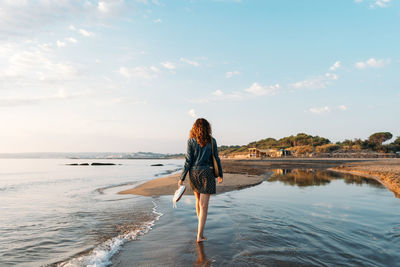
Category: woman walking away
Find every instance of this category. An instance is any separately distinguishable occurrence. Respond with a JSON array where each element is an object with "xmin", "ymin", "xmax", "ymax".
[{"xmin": 178, "ymin": 118, "xmax": 223, "ymax": 243}]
